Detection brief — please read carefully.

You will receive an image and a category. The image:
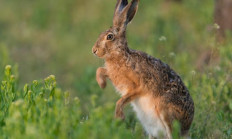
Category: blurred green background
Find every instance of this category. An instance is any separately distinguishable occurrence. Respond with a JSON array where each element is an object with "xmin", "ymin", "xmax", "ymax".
[
  {"xmin": 0, "ymin": 0, "xmax": 232, "ymax": 138},
  {"xmin": 0, "ymin": 0, "xmax": 215, "ymax": 87}
]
